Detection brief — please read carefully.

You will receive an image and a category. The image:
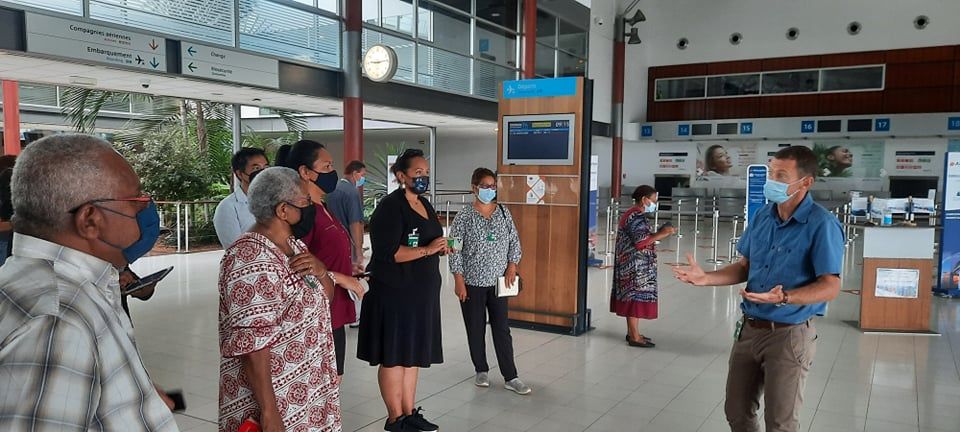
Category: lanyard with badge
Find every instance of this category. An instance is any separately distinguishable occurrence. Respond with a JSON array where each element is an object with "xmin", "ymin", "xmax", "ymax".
[{"xmin": 407, "ymin": 228, "xmax": 420, "ymax": 247}]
